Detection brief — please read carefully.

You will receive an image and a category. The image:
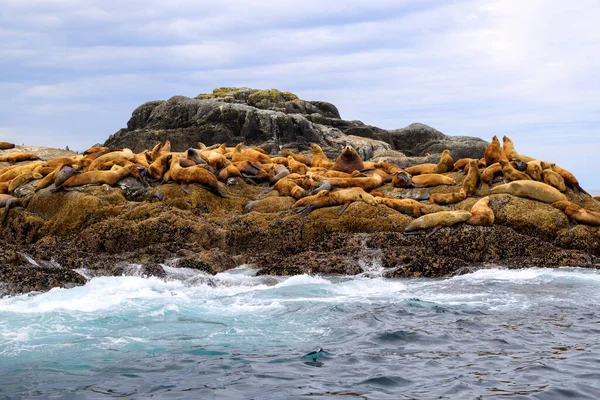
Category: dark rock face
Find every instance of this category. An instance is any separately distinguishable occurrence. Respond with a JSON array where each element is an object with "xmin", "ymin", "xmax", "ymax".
[{"xmin": 105, "ymin": 88, "xmax": 487, "ymax": 161}]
